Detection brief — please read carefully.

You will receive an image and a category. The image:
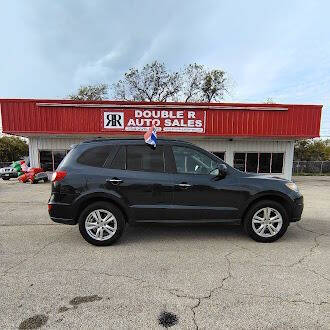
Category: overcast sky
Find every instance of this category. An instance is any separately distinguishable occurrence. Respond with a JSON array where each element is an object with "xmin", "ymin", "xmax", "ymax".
[{"xmin": 0, "ymin": 0, "xmax": 329, "ymax": 136}]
